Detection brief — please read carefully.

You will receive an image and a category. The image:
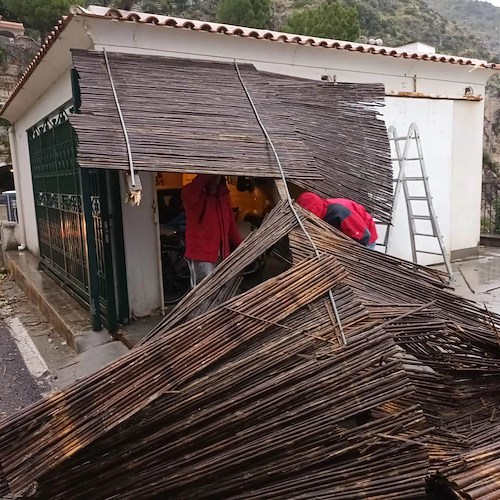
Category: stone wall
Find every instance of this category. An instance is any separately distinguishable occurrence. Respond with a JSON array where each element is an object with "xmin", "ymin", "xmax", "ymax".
[
  {"xmin": 485, "ymin": 76, "xmax": 500, "ymax": 165},
  {"xmin": 0, "ymin": 36, "xmax": 39, "ymax": 164}
]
